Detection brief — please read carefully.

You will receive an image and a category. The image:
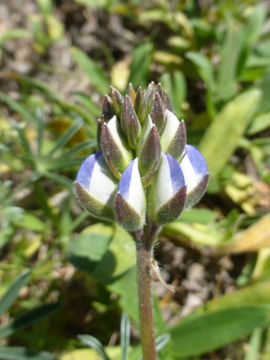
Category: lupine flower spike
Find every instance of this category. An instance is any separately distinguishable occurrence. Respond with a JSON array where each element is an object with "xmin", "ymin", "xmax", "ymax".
[
  {"xmin": 75, "ymin": 83, "xmax": 209, "ymax": 231},
  {"xmin": 75, "ymin": 83, "xmax": 209, "ymax": 360}
]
